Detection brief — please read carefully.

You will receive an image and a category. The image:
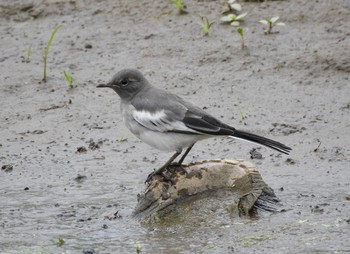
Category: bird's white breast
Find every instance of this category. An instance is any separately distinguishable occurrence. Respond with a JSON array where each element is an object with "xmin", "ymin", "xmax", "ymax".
[{"xmin": 120, "ymin": 102, "xmax": 207, "ymax": 152}]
